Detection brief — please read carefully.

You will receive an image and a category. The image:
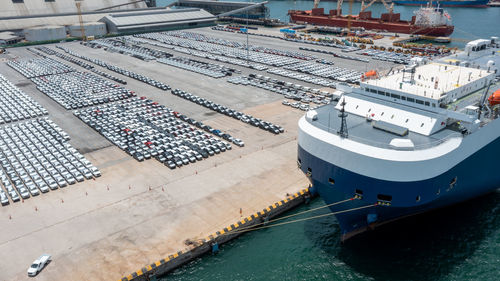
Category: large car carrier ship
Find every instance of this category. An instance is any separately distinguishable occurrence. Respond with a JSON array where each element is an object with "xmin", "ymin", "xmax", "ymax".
[
  {"xmin": 289, "ymin": 0, "xmax": 454, "ymax": 36},
  {"xmin": 297, "ymin": 38, "xmax": 500, "ymax": 241}
]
